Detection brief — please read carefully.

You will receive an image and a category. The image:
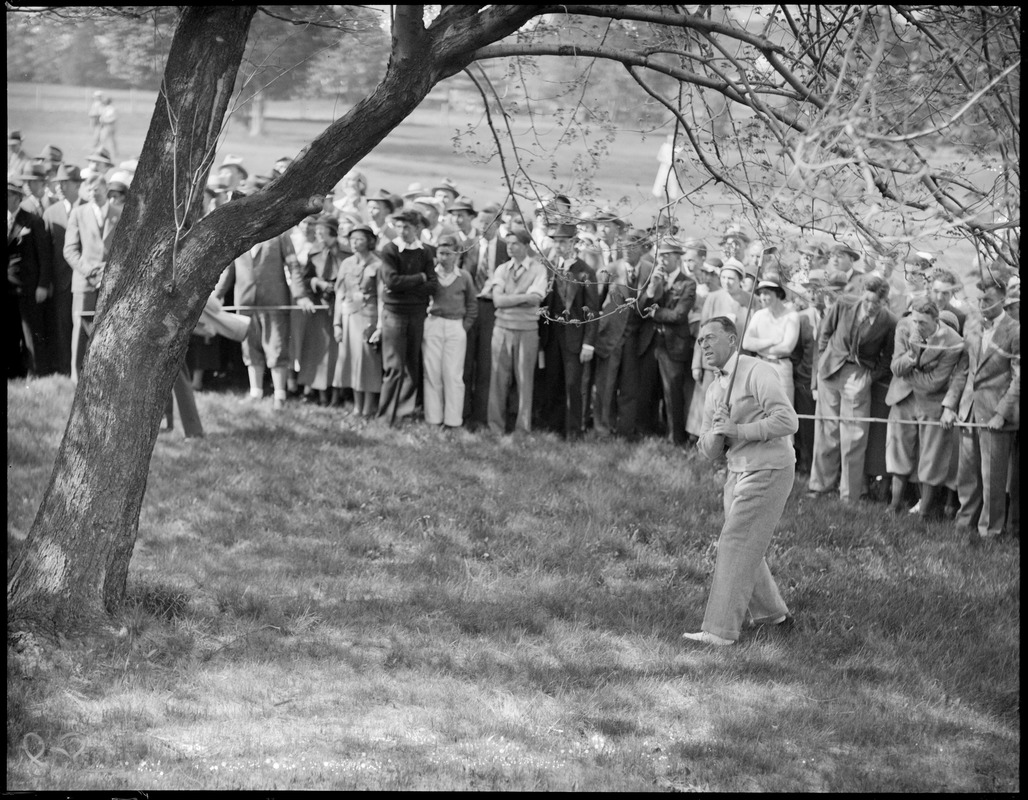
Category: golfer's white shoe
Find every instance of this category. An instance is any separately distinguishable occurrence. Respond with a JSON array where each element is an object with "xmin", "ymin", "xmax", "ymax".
[{"xmin": 681, "ymin": 630, "xmax": 735, "ymax": 646}]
